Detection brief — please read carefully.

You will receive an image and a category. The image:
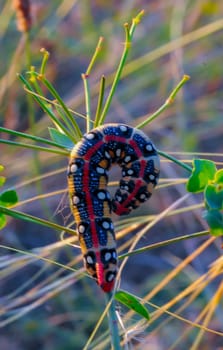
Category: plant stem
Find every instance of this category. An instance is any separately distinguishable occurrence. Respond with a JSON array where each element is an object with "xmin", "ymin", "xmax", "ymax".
[
  {"xmin": 99, "ymin": 10, "xmax": 144, "ymax": 125},
  {"xmin": 39, "ymin": 48, "xmax": 50, "ymax": 76},
  {"xmin": 82, "ymin": 37, "xmax": 104, "ymax": 132},
  {"xmin": 24, "ymin": 31, "xmax": 35, "ymax": 130},
  {"xmin": 23, "ymin": 82, "xmax": 86, "ymax": 120},
  {"xmin": 119, "ymin": 230, "xmax": 209, "ymax": 259},
  {"xmin": 36, "ymin": 74, "xmax": 82, "ymax": 140},
  {"xmin": 94, "ymin": 75, "xmax": 105, "ymax": 127},
  {"xmin": 0, "ymin": 206, "xmax": 75, "ymax": 234},
  {"xmin": 0, "ymin": 126, "xmax": 69, "ymax": 150},
  {"xmin": 0, "ymin": 139, "xmax": 69, "ymax": 156},
  {"xmin": 86, "ymin": 36, "xmax": 104, "ymax": 75},
  {"xmin": 136, "ymin": 75, "xmax": 190, "ymax": 129},
  {"xmin": 158, "ymin": 149, "xmax": 192, "ymax": 172},
  {"xmin": 105, "ymin": 292, "xmax": 121, "ymax": 350},
  {"xmin": 82, "ymin": 73, "xmax": 92, "ymax": 132},
  {"xmin": 38, "ymin": 48, "xmax": 82, "ymax": 139},
  {"xmin": 18, "ymin": 74, "xmax": 77, "ymax": 144}
]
